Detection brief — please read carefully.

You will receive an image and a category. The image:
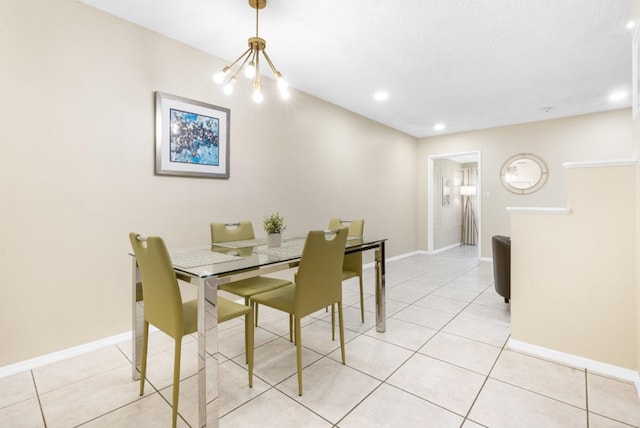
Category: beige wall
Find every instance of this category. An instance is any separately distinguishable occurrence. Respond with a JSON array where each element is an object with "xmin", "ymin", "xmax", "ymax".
[
  {"xmin": 417, "ymin": 110, "xmax": 632, "ymax": 258},
  {"xmin": 0, "ymin": 0, "xmax": 418, "ymax": 365},
  {"xmin": 511, "ymin": 164, "xmax": 637, "ymax": 369}
]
